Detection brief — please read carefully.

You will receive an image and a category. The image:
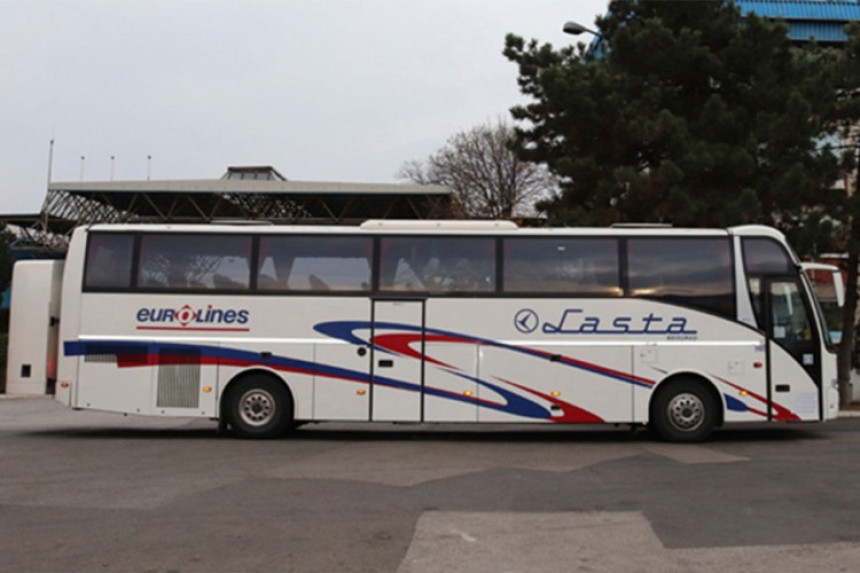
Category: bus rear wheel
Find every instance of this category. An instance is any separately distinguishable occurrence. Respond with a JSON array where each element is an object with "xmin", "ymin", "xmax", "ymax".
[
  {"xmin": 224, "ymin": 375, "xmax": 293, "ymax": 439},
  {"xmin": 650, "ymin": 380, "xmax": 719, "ymax": 443}
]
